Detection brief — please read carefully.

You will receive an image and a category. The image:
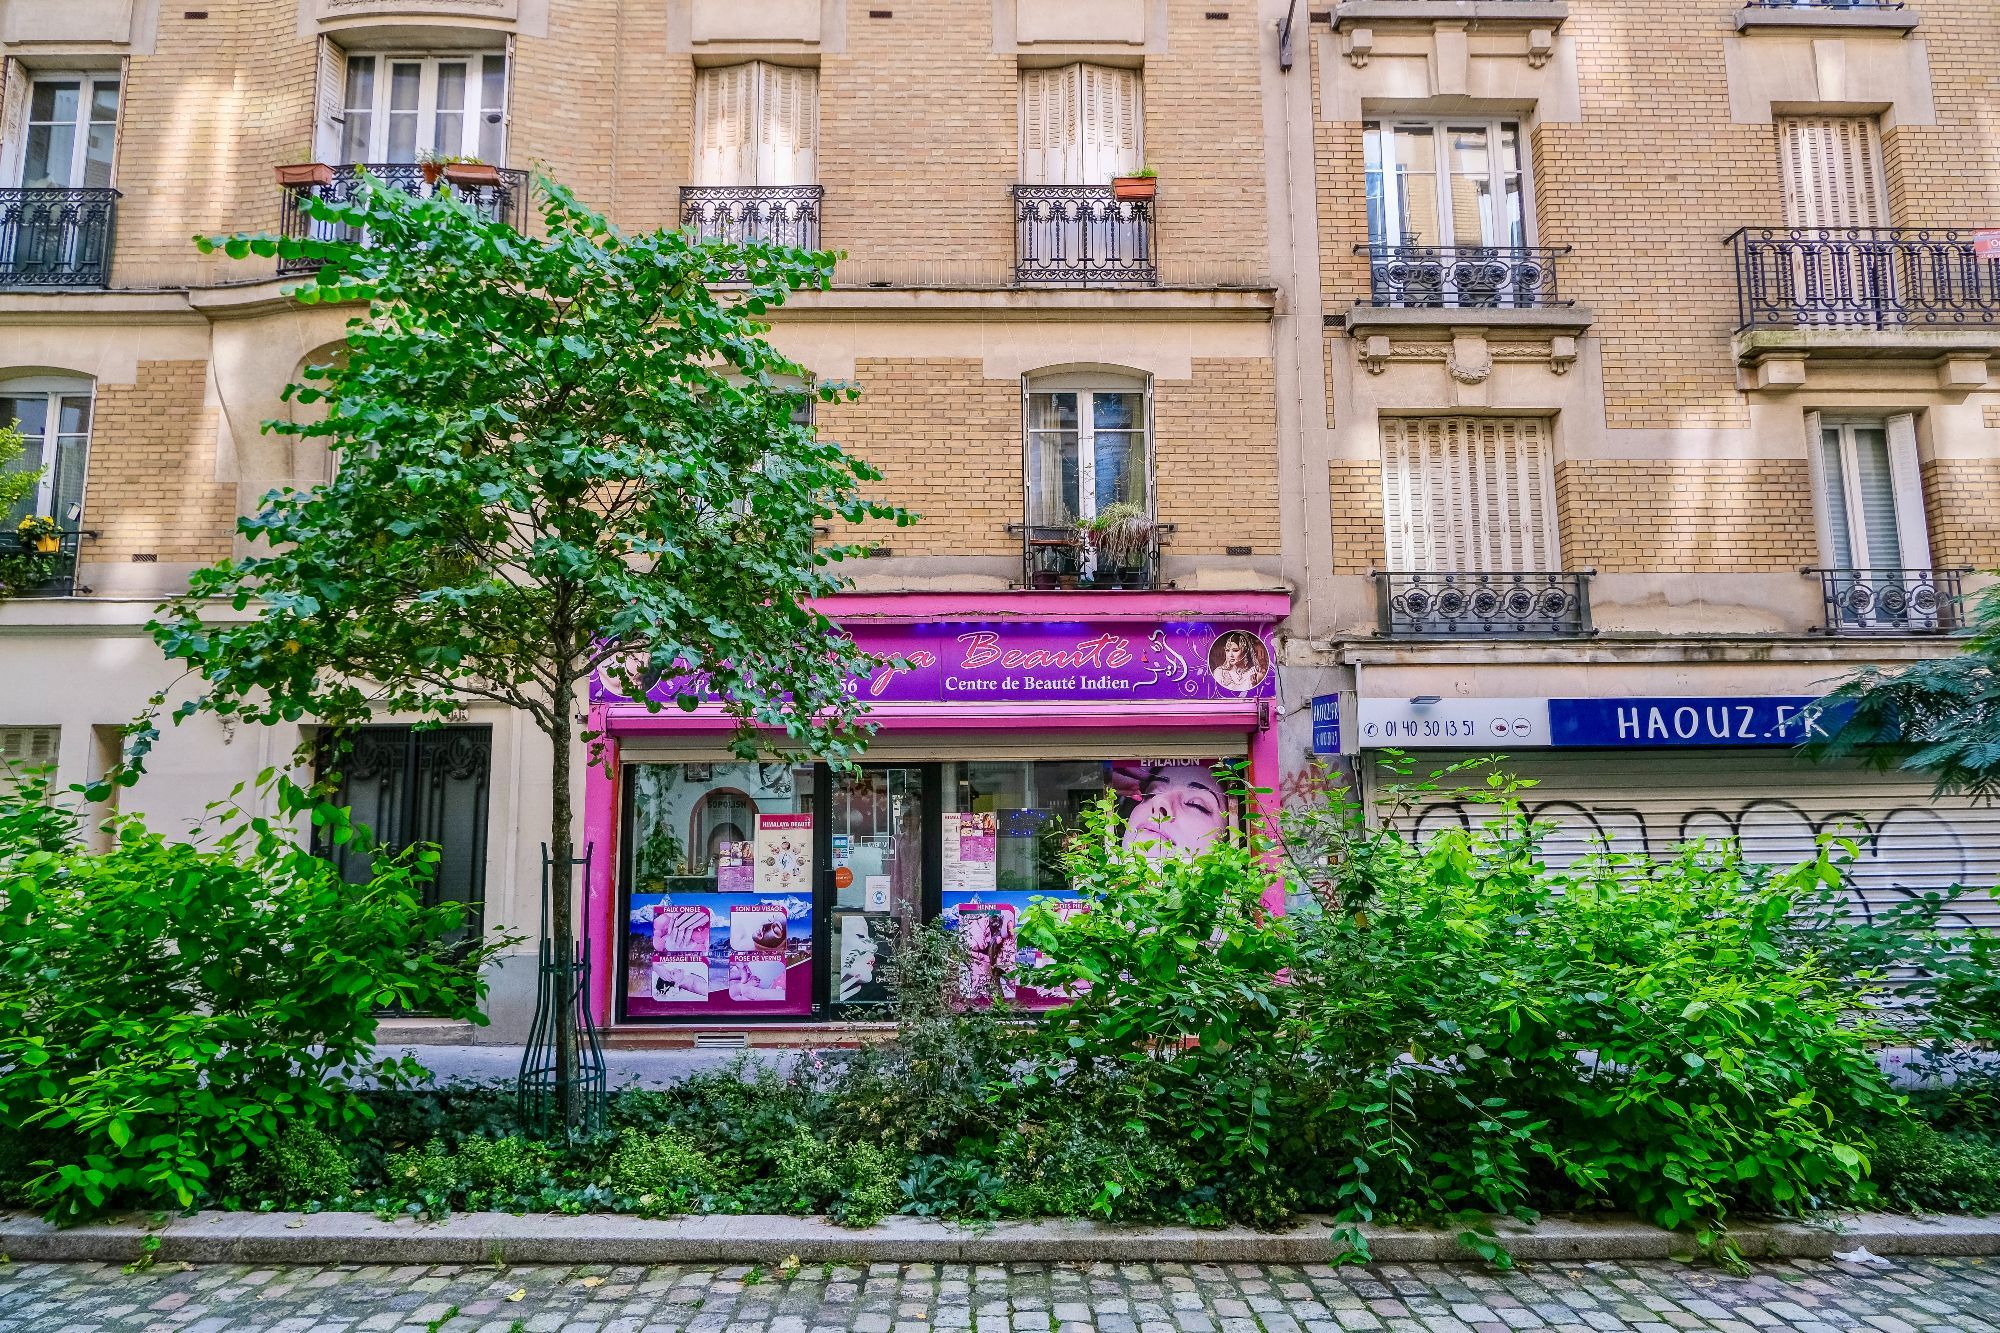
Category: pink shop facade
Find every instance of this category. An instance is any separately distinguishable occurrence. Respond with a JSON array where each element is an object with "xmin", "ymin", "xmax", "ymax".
[{"xmin": 582, "ymin": 590, "xmax": 1288, "ymax": 1033}]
